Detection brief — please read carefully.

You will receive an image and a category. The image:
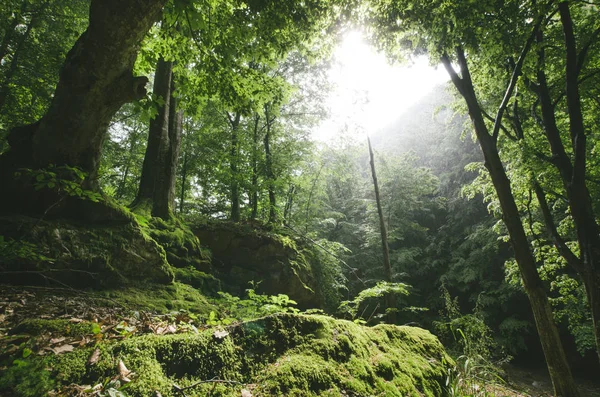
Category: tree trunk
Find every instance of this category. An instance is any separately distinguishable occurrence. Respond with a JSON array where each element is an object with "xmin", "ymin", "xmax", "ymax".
[
  {"xmin": 132, "ymin": 57, "xmax": 172, "ymax": 215},
  {"xmin": 367, "ymin": 136, "xmax": 392, "ymax": 283},
  {"xmin": 167, "ymin": 81, "xmax": 184, "ymax": 210},
  {"xmin": 532, "ymin": 6, "xmax": 600, "ymax": 363},
  {"xmin": 368, "ymin": 136, "xmax": 395, "ymax": 323},
  {"xmin": 558, "ymin": 2, "xmax": 600, "ymax": 363},
  {"xmin": 250, "ymin": 115, "xmax": 260, "ymax": 220},
  {"xmin": 442, "ymin": 48, "xmax": 579, "ymax": 397},
  {"xmin": 132, "ymin": 57, "xmax": 183, "ymax": 220},
  {"xmin": 283, "ymin": 184, "xmax": 296, "ymax": 225},
  {"xmin": 179, "ymin": 150, "xmax": 188, "ymax": 214},
  {"xmin": 228, "ymin": 112, "xmax": 241, "ymax": 222},
  {"xmin": 0, "ymin": 0, "xmax": 166, "ymax": 215},
  {"xmin": 264, "ymin": 108, "xmax": 277, "ymax": 224}
]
